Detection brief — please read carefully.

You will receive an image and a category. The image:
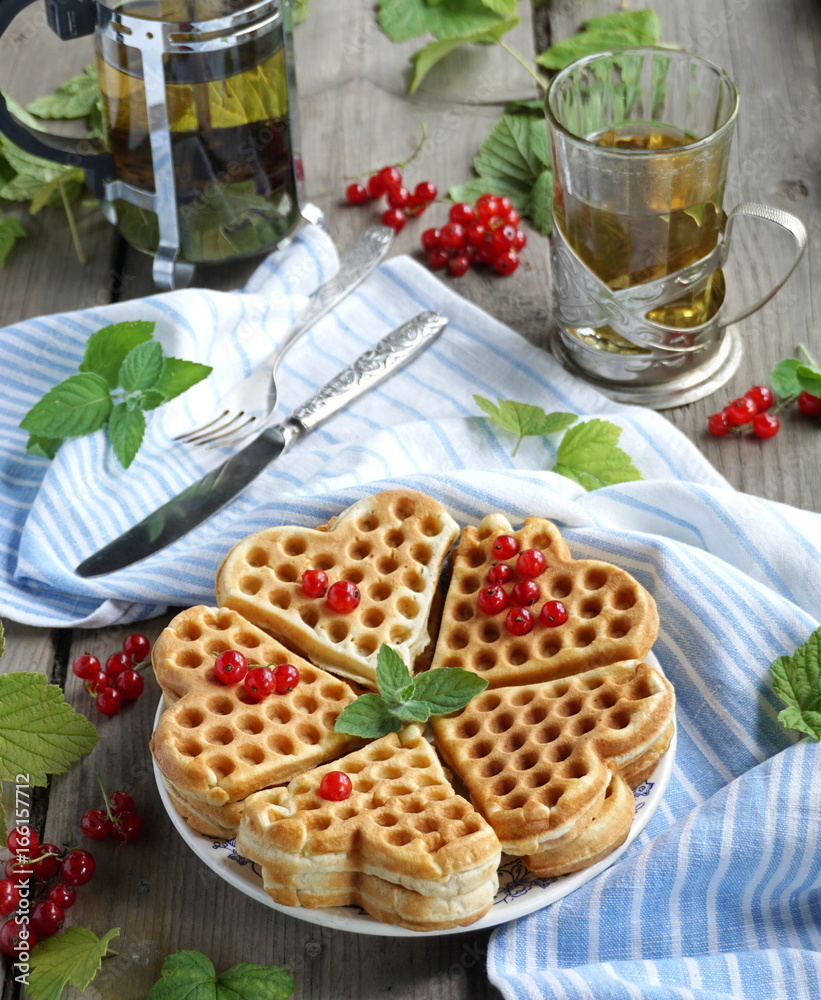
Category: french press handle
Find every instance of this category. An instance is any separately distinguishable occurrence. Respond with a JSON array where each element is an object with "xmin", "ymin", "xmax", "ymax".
[{"xmin": 0, "ymin": 0, "xmax": 114, "ymax": 196}]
